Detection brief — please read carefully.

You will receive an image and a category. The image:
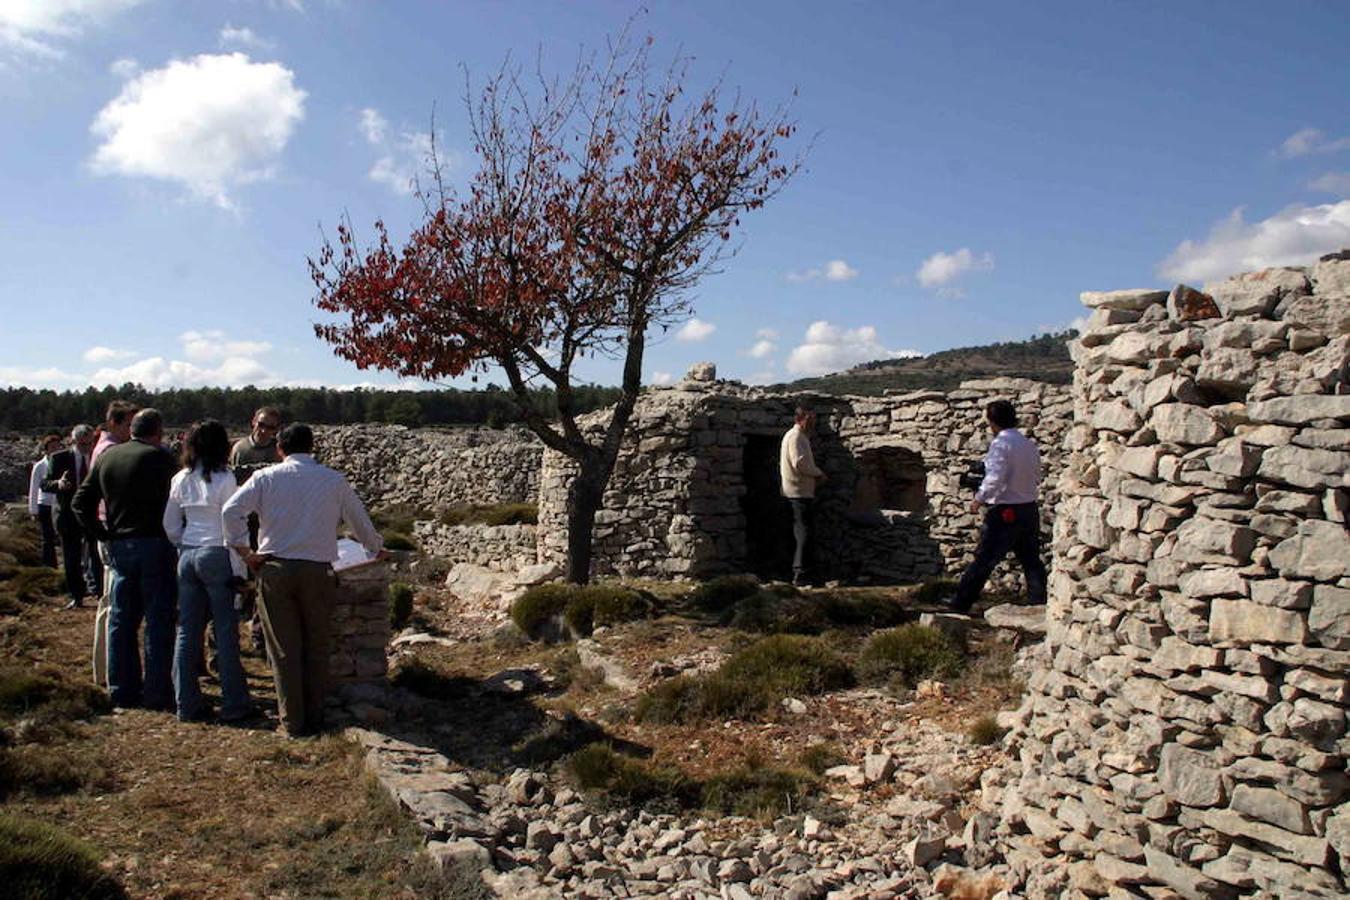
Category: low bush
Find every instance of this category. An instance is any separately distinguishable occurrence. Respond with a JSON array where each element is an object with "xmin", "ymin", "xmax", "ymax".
[
  {"xmin": 688, "ymin": 574, "xmax": 762, "ymax": 615},
  {"xmin": 388, "ymin": 582, "xmax": 415, "ymax": 630},
  {"xmin": 438, "ymin": 503, "xmax": 538, "ymax": 527},
  {"xmin": 510, "ymin": 583, "xmax": 650, "ymax": 640},
  {"xmin": 567, "ymin": 744, "xmax": 693, "ymax": 808},
  {"xmin": 381, "ymin": 532, "xmax": 417, "ymax": 552},
  {"xmin": 636, "ymin": 635, "xmax": 852, "ymax": 724},
  {"xmin": 0, "ymin": 746, "xmax": 113, "ymax": 798},
  {"xmin": 0, "ymin": 524, "xmax": 41, "ymax": 568},
  {"xmin": 797, "ymin": 742, "xmax": 846, "ymax": 775},
  {"xmin": 702, "ymin": 764, "xmax": 815, "ymax": 818},
  {"xmin": 0, "ymin": 814, "xmax": 127, "ymax": 900},
  {"xmin": 856, "ymin": 625, "xmax": 965, "ymax": 687},
  {"xmin": 967, "ymin": 716, "xmax": 1003, "ymax": 746},
  {"xmin": 369, "ymin": 503, "xmax": 431, "ymax": 536},
  {"xmin": 6, "ymin": 567, "xmax": 63, "ymax": 601},
  {"xmin": 0, "ymin": 668, "xmax": 109, "ymax": 722},
  {"xmin": 910, "ymin": 577, "xmax": 958, "ymax": 606},
  {"xmin": 815, "ymin": 592, "xmax": 907, "ymax": 628}
]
